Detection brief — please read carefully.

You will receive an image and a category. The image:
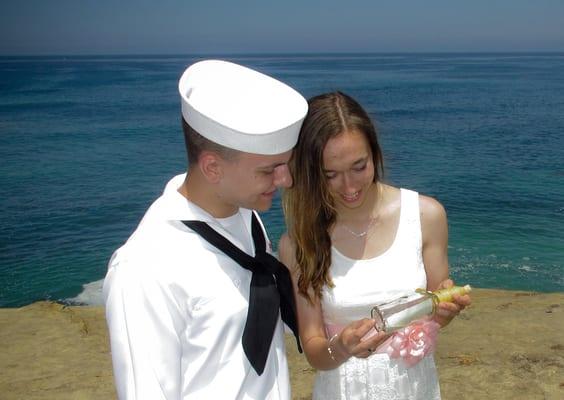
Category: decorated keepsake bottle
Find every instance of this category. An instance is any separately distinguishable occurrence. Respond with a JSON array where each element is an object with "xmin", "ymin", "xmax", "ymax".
[{"xmin": 371, "ymin": 285, "xmax": 472, "ymax": 332}]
